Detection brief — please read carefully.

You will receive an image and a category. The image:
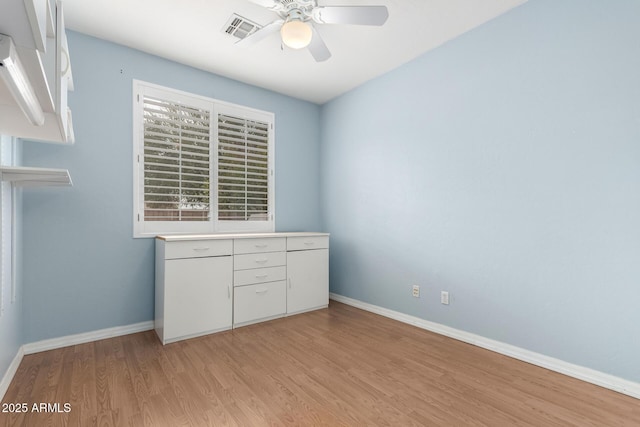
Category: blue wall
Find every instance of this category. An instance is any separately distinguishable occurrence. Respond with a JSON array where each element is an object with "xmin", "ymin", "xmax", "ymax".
[
  {"xmin": 321, "ymin": 0, "xmax": 640, "ymax": 382},
  {"xmin": 21, "ymin": 32, "xmax": 322, "ymax": 342}
]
